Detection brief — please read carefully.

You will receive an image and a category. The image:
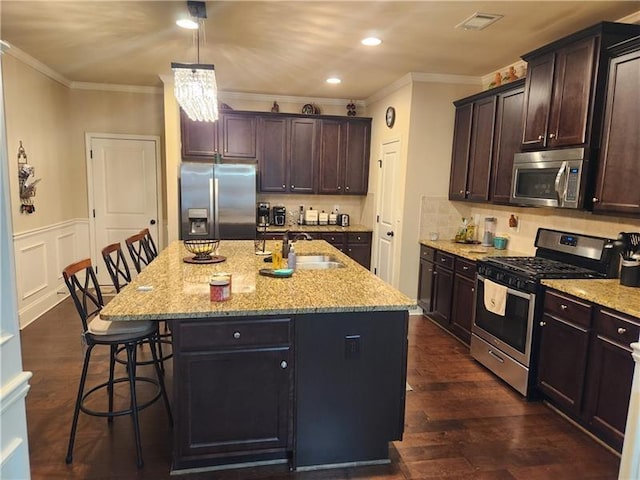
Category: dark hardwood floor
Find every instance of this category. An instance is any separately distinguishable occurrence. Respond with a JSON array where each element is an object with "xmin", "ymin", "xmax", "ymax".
[{"xmin": 20, "ymin": 299, "xmax": 620, "ymax": 479}]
